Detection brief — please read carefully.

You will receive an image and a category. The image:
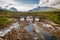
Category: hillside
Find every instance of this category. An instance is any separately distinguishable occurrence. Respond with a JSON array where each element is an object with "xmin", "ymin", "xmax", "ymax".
[
  {"xmin": 0, "ymin": 9, "xmax": 60, "ymax": 29},
  {"xmin": 29, "ymin": 6, "xmax": 60, "ymax": 12}
]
